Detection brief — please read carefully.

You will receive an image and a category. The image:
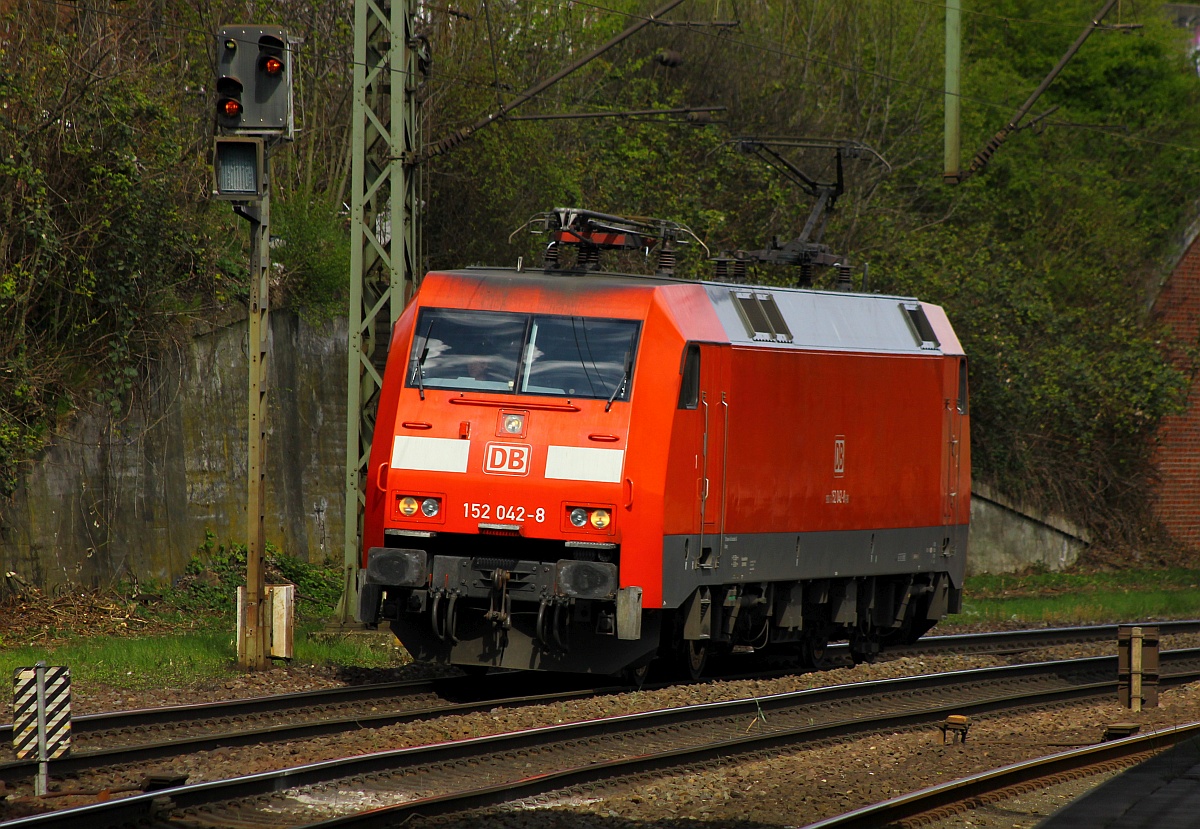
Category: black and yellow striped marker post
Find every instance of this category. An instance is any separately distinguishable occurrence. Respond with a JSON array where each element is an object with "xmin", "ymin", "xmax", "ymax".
[{"xmin": 12, "ymin": 662, "xmax": 71, "ymax": 796}]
